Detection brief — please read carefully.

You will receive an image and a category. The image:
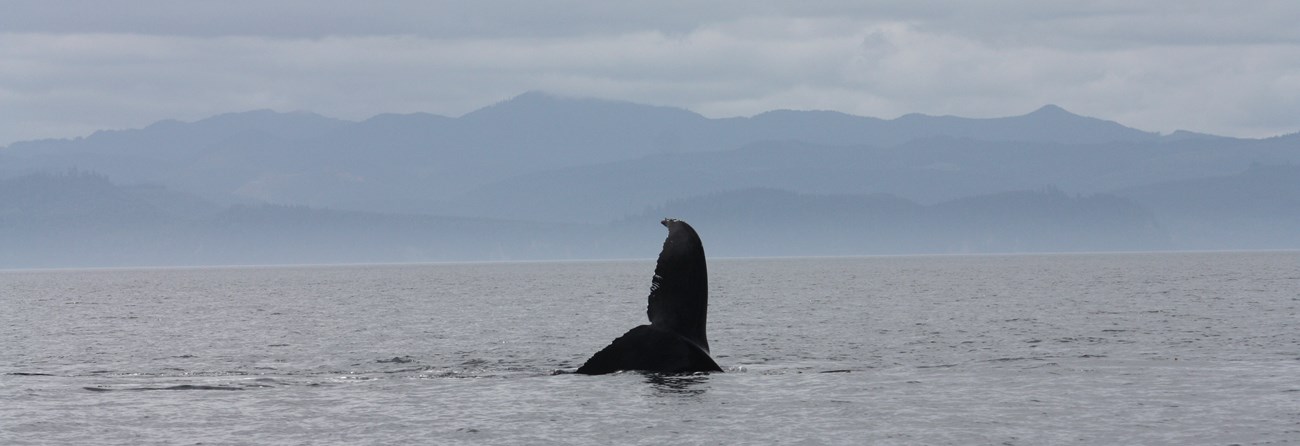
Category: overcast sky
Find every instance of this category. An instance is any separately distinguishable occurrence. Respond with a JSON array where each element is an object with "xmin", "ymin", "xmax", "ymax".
[{"xmin": 2, "ymin": 1, "xmax": 1298, "ymax": 146}]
